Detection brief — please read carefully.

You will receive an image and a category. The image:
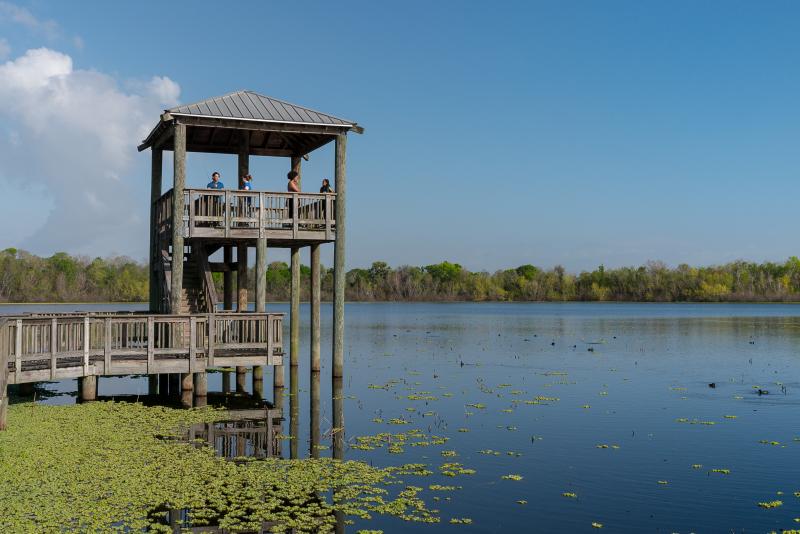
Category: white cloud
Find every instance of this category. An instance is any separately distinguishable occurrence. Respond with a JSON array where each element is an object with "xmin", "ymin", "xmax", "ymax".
[
  {"xmin": 0, "ymin": 37, "xmax": 10, "ymax": 59},
  {"xmin": 0, "ymin": 47, "xmax": 180, "ymax": 255},
  {"xmin": 0, "ymin": 1, "xmax": 59, "ymax": 40}
]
